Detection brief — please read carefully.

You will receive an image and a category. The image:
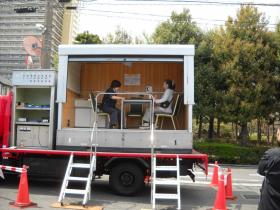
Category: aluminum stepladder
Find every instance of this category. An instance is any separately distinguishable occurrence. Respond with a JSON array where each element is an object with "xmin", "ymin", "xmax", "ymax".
[
  {"xmin": 58, "ymin": 93, "xmax": 98, "ymax": 206},
  {"xmin": 150, "ymin": 106, "xmax": 181, "ymax": 209},
  {"xmin": 152, "ymin": 155, "xmax": 181, "ymax": 210}
]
